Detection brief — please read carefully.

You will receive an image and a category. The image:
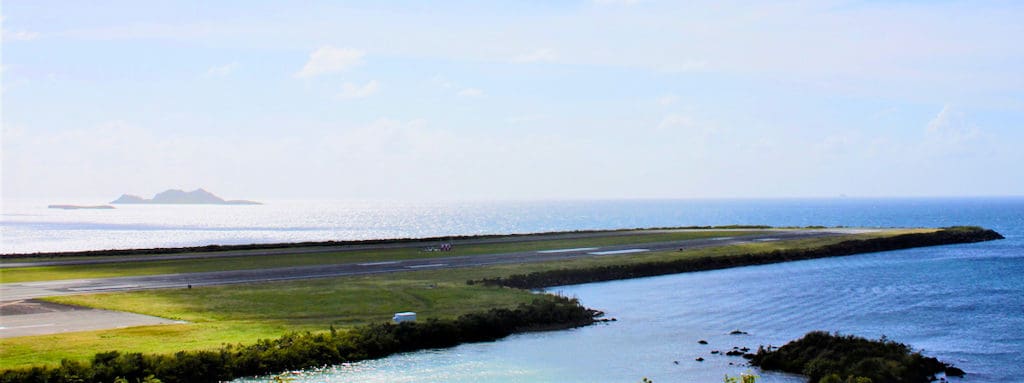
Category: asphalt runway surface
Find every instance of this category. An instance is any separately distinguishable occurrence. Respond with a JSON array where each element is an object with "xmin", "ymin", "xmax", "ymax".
[
  {"xmin": 0, "ymin": 230, "xmax": 854, "ymax": 303},
  {"xmin": 0, "ymin": 229, "xmax": 773, "ymax": 268},
  {"xmin": 0, "ymin": 299, "xmax": 182, "ymax": 338}
]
